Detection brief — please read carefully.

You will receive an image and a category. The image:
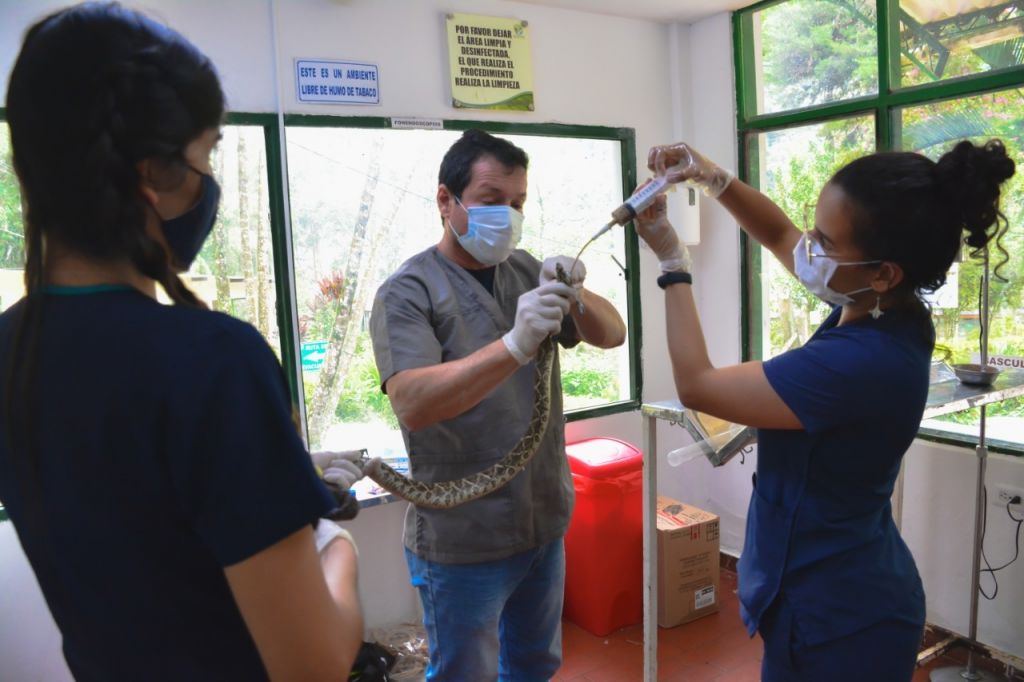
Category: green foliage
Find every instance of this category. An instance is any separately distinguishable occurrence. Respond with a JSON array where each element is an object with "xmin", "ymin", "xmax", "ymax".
[
  {"xmin": 562, "ymin": 366, "xmax": 615, "ymax": 400},
  {"xmin": 559, "ymin": 341, "xmax": 622, "ymax": 408},
  {"xmin": 0, "ymin": 132, "xmax": 25, "ymax": 270},
  {"xmin": 307, "ymin": 333, "xmax": 398, "ymax": 430},
  {"xmin": 760, "ymin": 0, "xmax": 877, "ymax": 111}
]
